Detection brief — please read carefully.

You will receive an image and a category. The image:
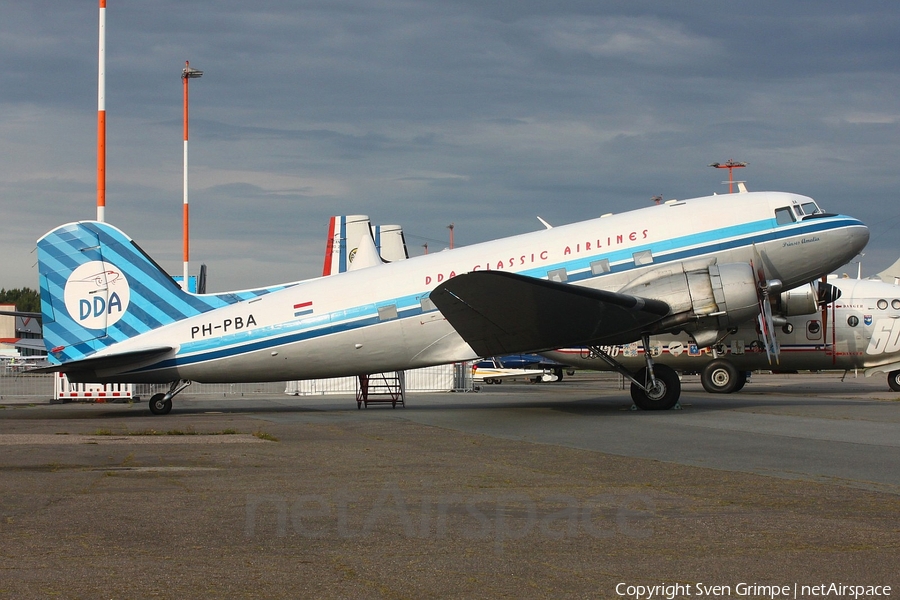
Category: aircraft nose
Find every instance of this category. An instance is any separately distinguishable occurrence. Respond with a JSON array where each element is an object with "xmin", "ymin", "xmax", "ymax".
[{"xmin": 845, "ymin": 219, "xmax": 870, "ymax": 255}]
